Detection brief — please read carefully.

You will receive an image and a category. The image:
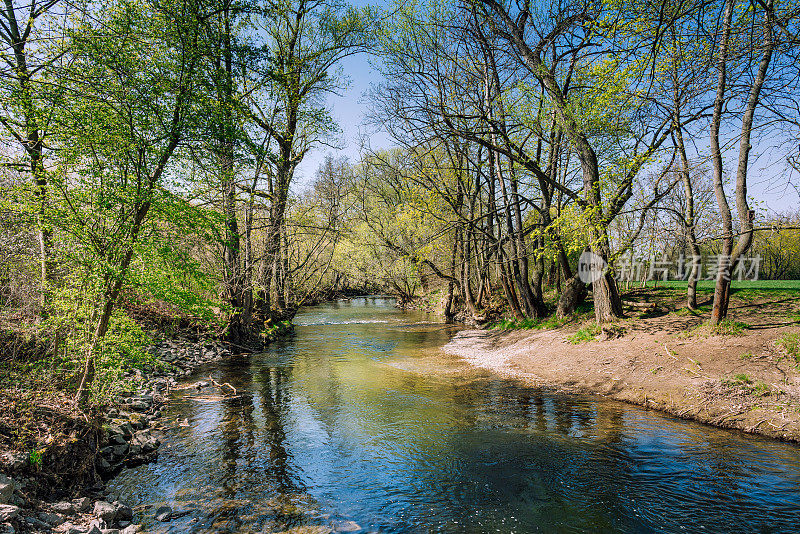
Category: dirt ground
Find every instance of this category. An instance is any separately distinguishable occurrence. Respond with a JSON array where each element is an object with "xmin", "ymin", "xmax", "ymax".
[{"xmin": 444, "ymin": 289, "xmax": 800, "ymax": 442}]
